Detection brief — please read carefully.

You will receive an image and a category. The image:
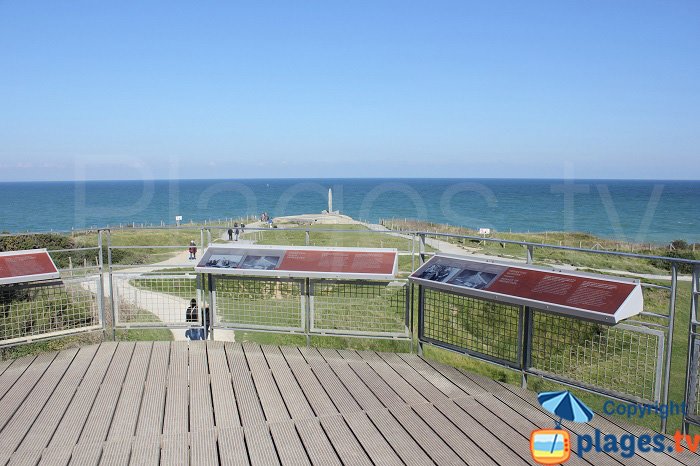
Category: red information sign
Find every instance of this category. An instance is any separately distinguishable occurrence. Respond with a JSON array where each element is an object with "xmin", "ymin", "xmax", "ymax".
[
  {"xmin": 0, "ymin": 249, "xmax": 60, "ymax": 285},
  {"xmin": 487, "ymin": 268, "xmax": 636, "ymax": 315},
  {"xmin": 410, "ymin": 255, "xmax": 643, "ymax": 324},
  {"xmin": 196, "ymin": 245, "xmax": 399, "ymax": 280},
  {"xmin": 278, "ymin": 250, "xmax": 396, "ymax": 275}
]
